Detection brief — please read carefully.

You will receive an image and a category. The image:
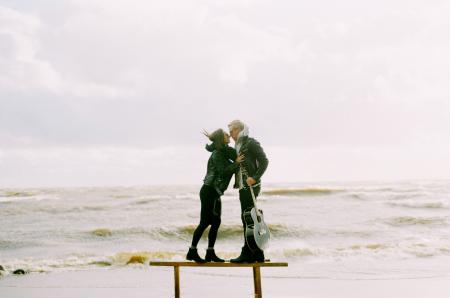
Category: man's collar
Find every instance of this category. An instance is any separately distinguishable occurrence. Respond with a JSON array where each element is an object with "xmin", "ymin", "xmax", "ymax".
[{"xmin": 236, "ymin": 135, "xmax": 248, "ymax": 144}]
